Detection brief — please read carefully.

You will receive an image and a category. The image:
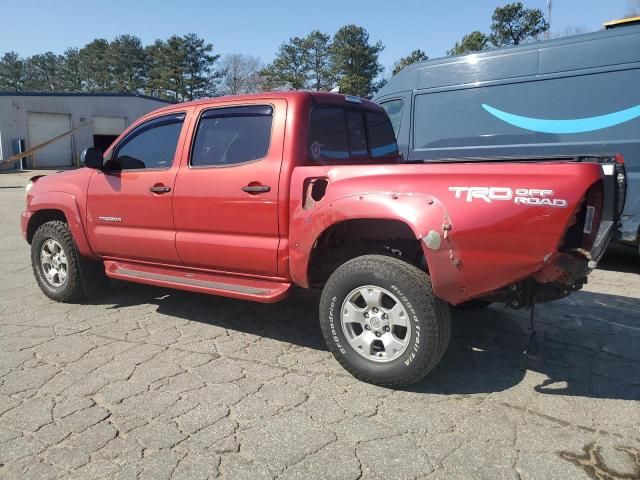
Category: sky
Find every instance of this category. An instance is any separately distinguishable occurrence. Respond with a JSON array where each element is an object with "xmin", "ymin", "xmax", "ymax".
[{"xmin": 0, "ymin": 0, "xmax": 634, "ymax": 75}]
